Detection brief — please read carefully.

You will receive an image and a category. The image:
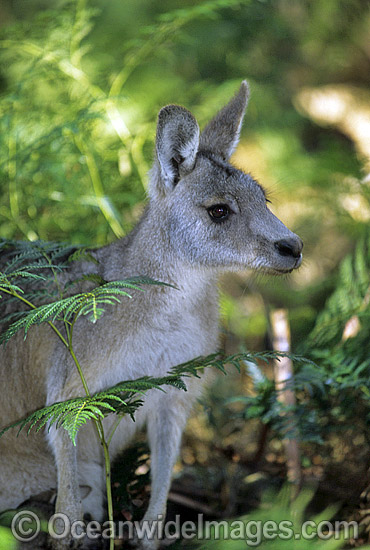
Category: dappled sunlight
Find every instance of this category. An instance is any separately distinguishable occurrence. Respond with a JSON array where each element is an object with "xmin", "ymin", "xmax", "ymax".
[
  {"xmin": 232, "ymin": 142, "xmax": 277, "ymax": 188},
  {"xmin": 339, "ymin": 192, "xmax": 370, "ymax": 222},
  {"xmin": 295, "ymin": 85, "xmax": 370, "ymax": 171}
]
